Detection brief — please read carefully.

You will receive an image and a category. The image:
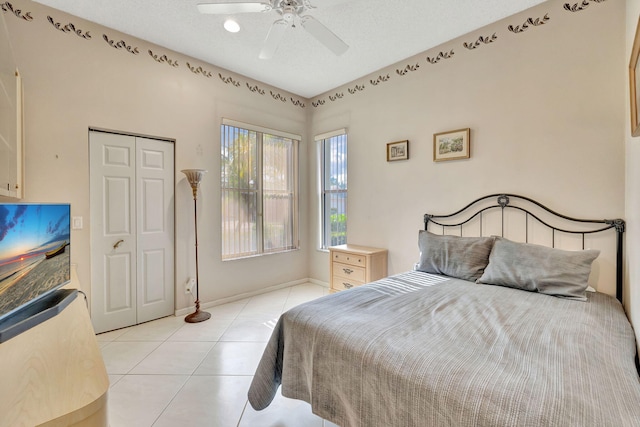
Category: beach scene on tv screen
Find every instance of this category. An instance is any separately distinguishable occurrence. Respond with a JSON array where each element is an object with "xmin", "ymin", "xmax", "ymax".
[{"xmin": 0, "ymin": 204, "xmax": 70, "ymax": 318}]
